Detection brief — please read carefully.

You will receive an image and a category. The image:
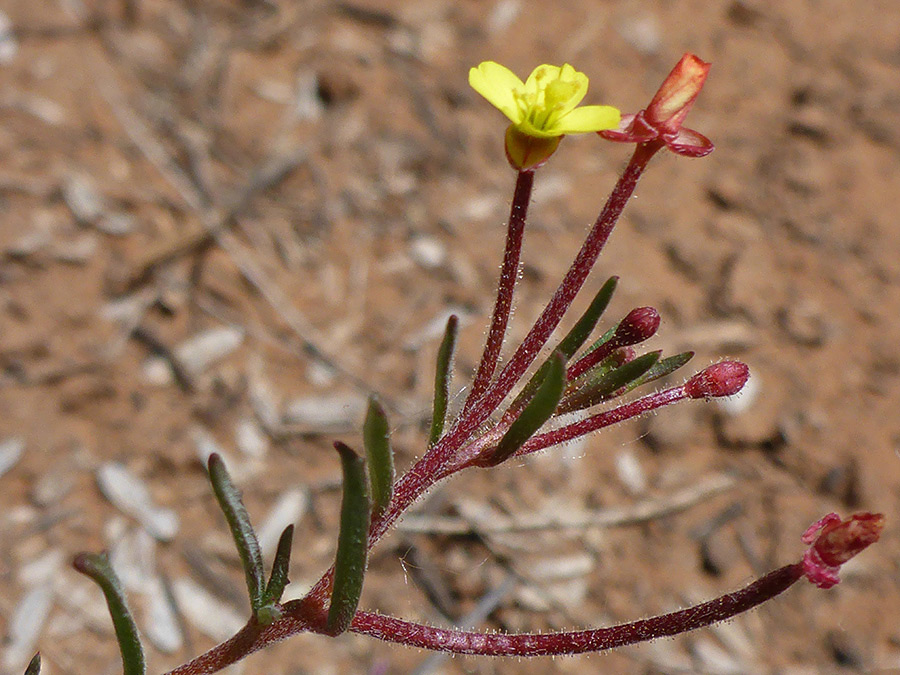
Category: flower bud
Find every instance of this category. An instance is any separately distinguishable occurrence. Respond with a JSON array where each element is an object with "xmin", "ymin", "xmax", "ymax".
[
  {"xmin": 684, "ymin": 361, "xmax": 749, "ymax": 399},
  {"xmin": 614, "ymin": 307, "xmax": 660, "ymax": 346},
  {"xmin": 800, "ymin": 512, "xmax": 884, "ymax": 589}
]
